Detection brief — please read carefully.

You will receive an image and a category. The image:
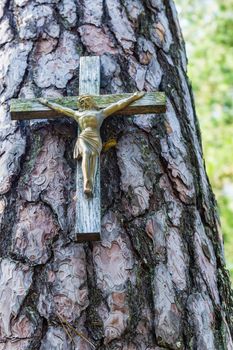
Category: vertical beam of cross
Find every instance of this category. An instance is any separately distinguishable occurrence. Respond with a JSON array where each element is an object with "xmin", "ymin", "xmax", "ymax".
[{"xmin": 76, "ymin": 56, "xmax": 101, "ymax": 241}]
